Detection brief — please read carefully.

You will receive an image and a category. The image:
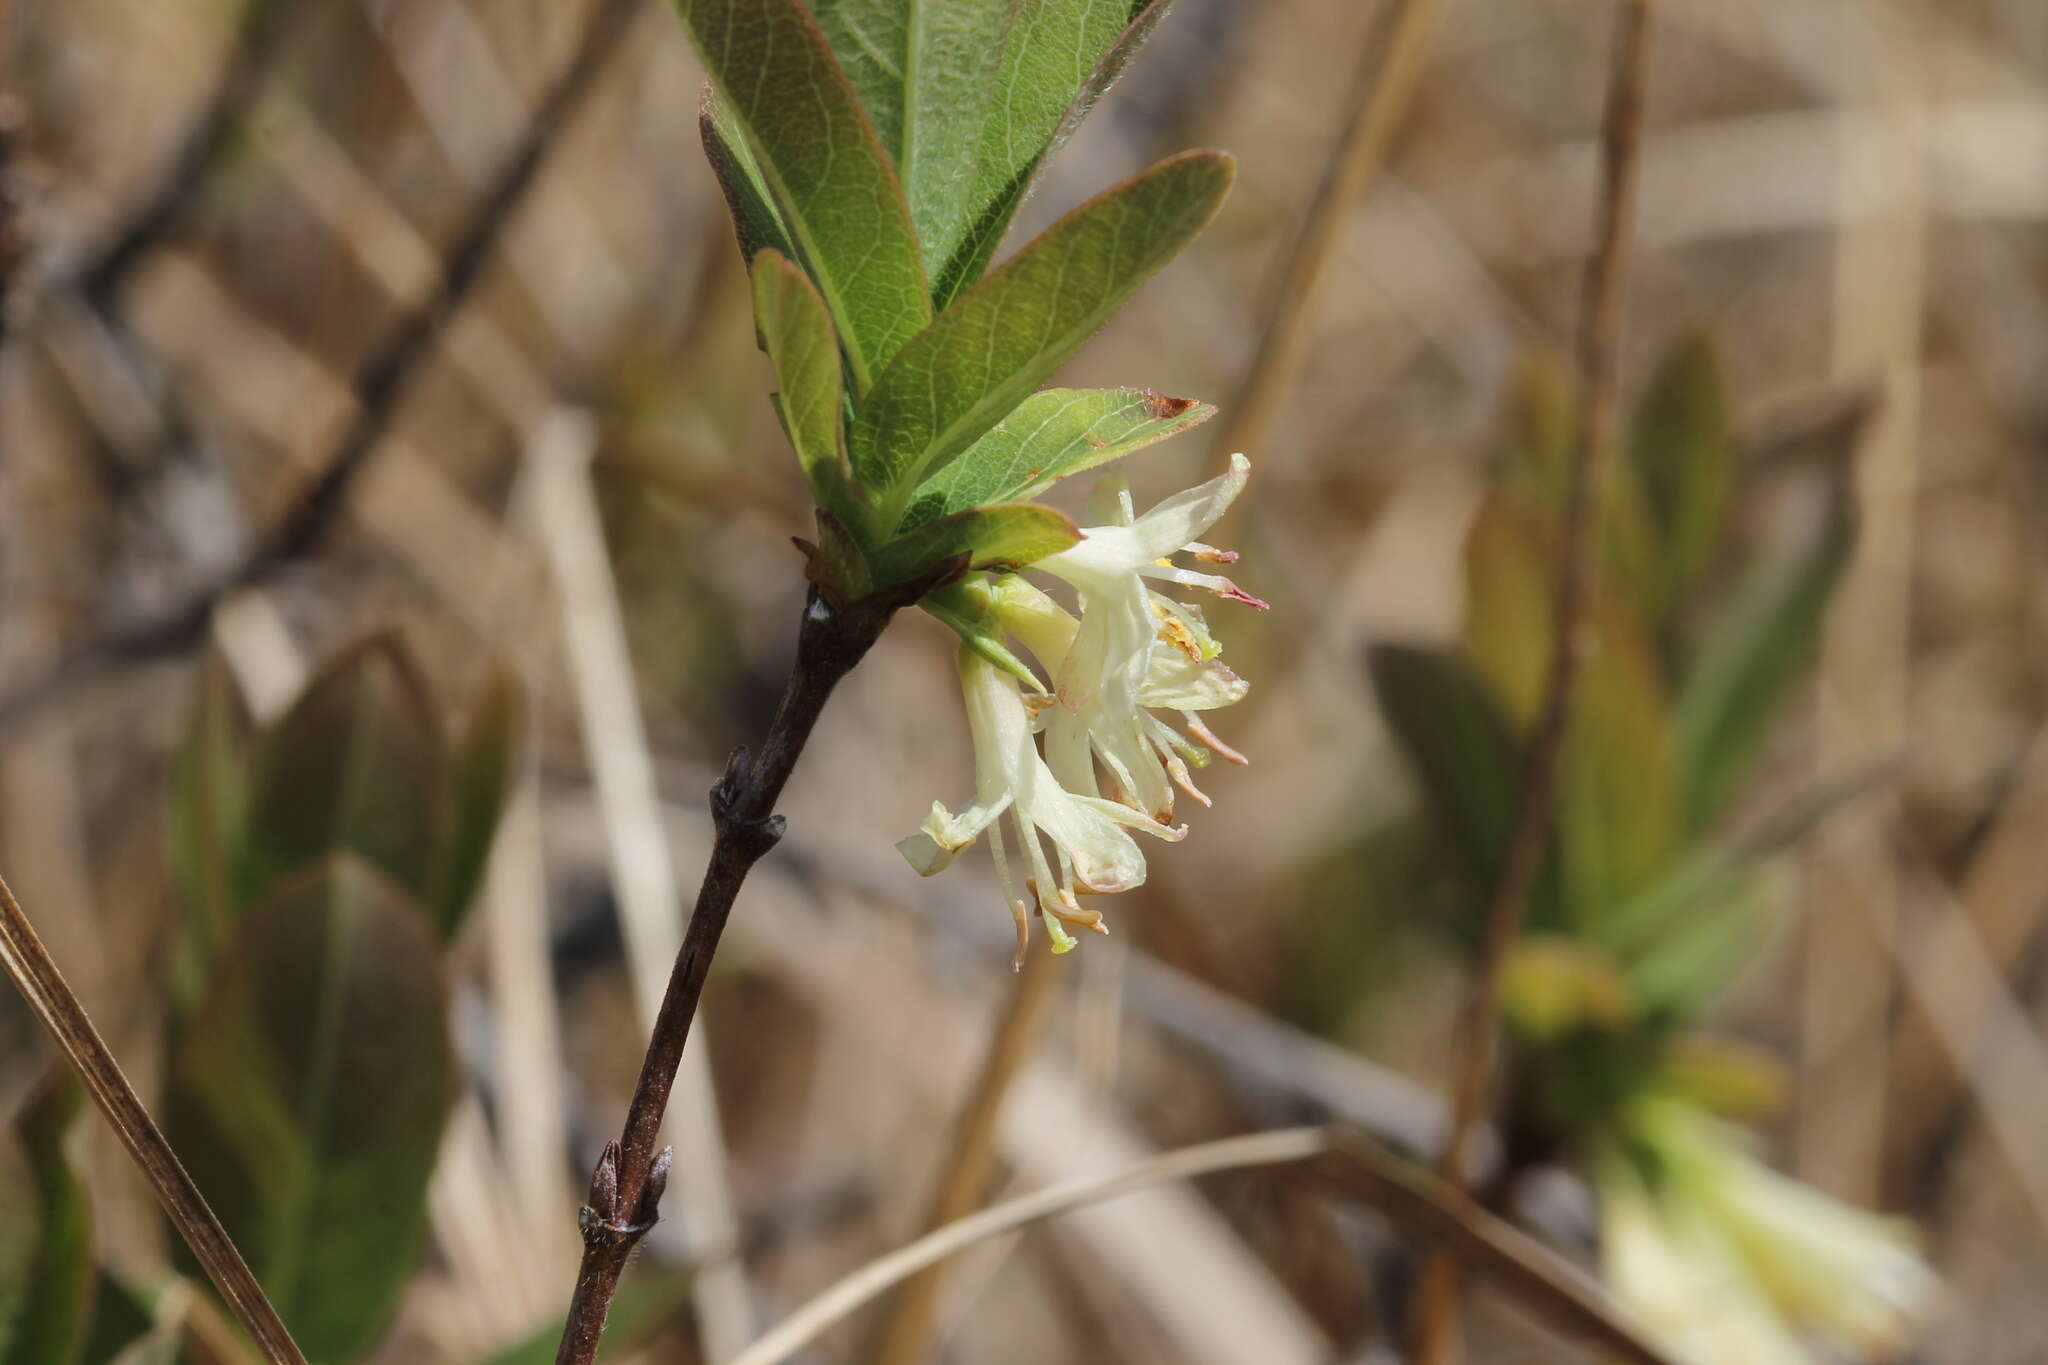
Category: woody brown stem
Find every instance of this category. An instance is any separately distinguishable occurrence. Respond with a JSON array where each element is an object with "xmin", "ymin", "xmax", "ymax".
[{"xmin": 554, "ymin": 565, "xmax": 961, "ymax": 1365}]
